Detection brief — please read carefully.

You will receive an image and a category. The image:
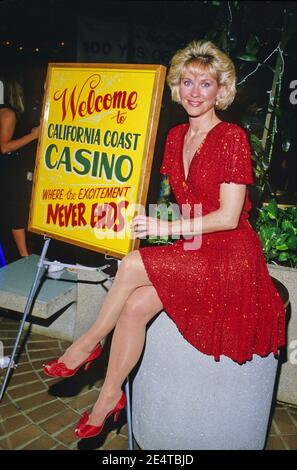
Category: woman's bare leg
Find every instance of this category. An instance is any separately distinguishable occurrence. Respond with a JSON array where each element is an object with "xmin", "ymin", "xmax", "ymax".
[
  {"xmin": 87, "ymin": 285, "xmax": 163, "ymax": 426},
  {"xmin": 11, "ymin": 228, "xmax": 29, "ymax": 257},
  {"xmin": 60, "ymin": 250, "xmax": 153, "ymax": 369}
]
